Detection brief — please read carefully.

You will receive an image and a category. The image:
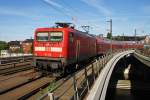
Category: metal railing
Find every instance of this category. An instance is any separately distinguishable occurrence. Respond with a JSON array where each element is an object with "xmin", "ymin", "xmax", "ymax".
[
  {"xmin": 135, "ymin": 49, "xmax": 150, "ymax": 57},
  {"xmin": 38, "ymin": 54, "xmax": 113, "ymax": 100},
  {"xmin": 38, "ymin": 49, "xmax": 131, "ymax": 100},
  {"xmin": 87, "ymin": 50, "xmax": 135, "ymax": 100}
]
